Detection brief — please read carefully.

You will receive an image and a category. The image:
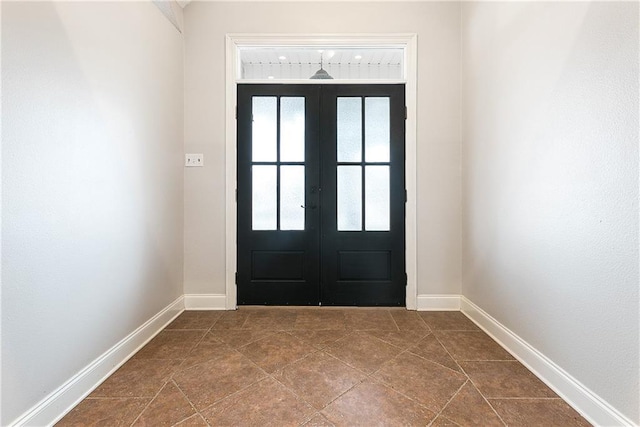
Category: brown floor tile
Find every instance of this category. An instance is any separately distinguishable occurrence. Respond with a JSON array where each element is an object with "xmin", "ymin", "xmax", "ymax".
[
  {"xmin": 390, "ymin": 310, "xmax": 430, "ymax": 331},
  {"xmin": 440, "ymin": 381, "xmax": 503, "ymax": 427},
  {"xmin": 242, "ymin": 309, "xmax": 297, "ymax": 330},
  {"xmin": 173, "ymin": 414, "xmax": 209, "ymax": 426},
  {"xmin": 290, "ymin": 330, "xmax": 350, "ymax": 349},
  {"xmin": 436, "ymin": 331, "xmax": 514, "ymax": 361},
  {"xmin": 418, "ymin": 311, "xmax": 480, "ymax": 331},
  {"xmin": 173, "ymin": 351, "xmax": 266, "ymax": 410},
  {"xmin": 322, "ymin": 380, "xmax": 436, "ymax": 426},
  {"xmin": 135, "ymin": 330, "xmax": 207, "ymax": 360},
  {"xmin": 460, "ymin": 361, "xmax": 557, "ymax": 398},
  {"xmin": 302, "ymin": 413, "xmax": 336, "ymax": 426},
  {"xmin": 429, "ymin": 416, "xmax": 460, "ymax": 427},
  {"xmin": 91, "ymin": 358, "xmax": 182, "ymax": 398},
  {"xmin": 419, "ymin": 312, "xmax": 479, "ymax": 331},
  {"xmin": 365, "ymin": 329, "xmax": 429, "ymax": 350},
  {"xmin": 273, "ymin": 351, "xmax": 366, "ymax": 409},
  {"xmin": 344, "ymin": 310, "xmax": 399, "ymax": 330},
  {"xmin": 132, "ymin": 381, "xmax": 195, "ymax": 426},
  {"xmin": 207, "ymin": 329, "xmax": 274, "ymax": 348},
  {"xmin": 64, "ymin": 309, "xmax": 587, "ymax": 427},
  {"xmin": 409, "ymin": 333, "xmax": 461, "ymax": 372},
  {"xmin": 324, "ymin": 331, "xmax": 401, "ymax": 374},
  {"xmin": 373, "ymin": 352, "xmax": 467, "ymax": 413},
  {"xmin": 211, "ymin": 310, "xmax": 250, "ymax": 329},
  {"xmin": 201, "ymin": 377, "xmax": 314, "ymax": 427},
  {"xmin": 489, "ymin": 399, "xmax": 591, "ymax": 427},
  {"xmin": 294, "ymin": 310, "xmax": 347, "ymax": 330},
  {"xmin": 166, "ymin": 311, "xmax": 223, "ymax": 330},
  {"xmin": 56, "ymin": 397, "xmax": 149, "ymax": 426},
  {"xmin": 237, "ymin": 331, "xmax": 314, "ymax": 373},
  {"xmin": 178, "ymin": 334, "xmax": 237, "ymax": 371}
]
